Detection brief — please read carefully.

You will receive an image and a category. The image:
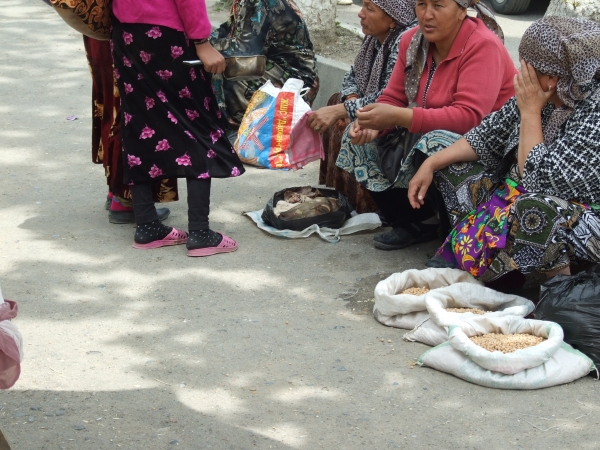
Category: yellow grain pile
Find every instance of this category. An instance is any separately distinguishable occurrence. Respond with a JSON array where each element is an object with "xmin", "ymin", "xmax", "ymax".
[
  {"xmin": 401, "ymin": 287, "xmax": 430, "ymax": 295},
  {"xmin": 470, "ymin": 333, "xmax": 546, "ymax": 353},
  {"xmin": 446, "ymin": 307, "xmax": 486, "ymax": 315}
]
